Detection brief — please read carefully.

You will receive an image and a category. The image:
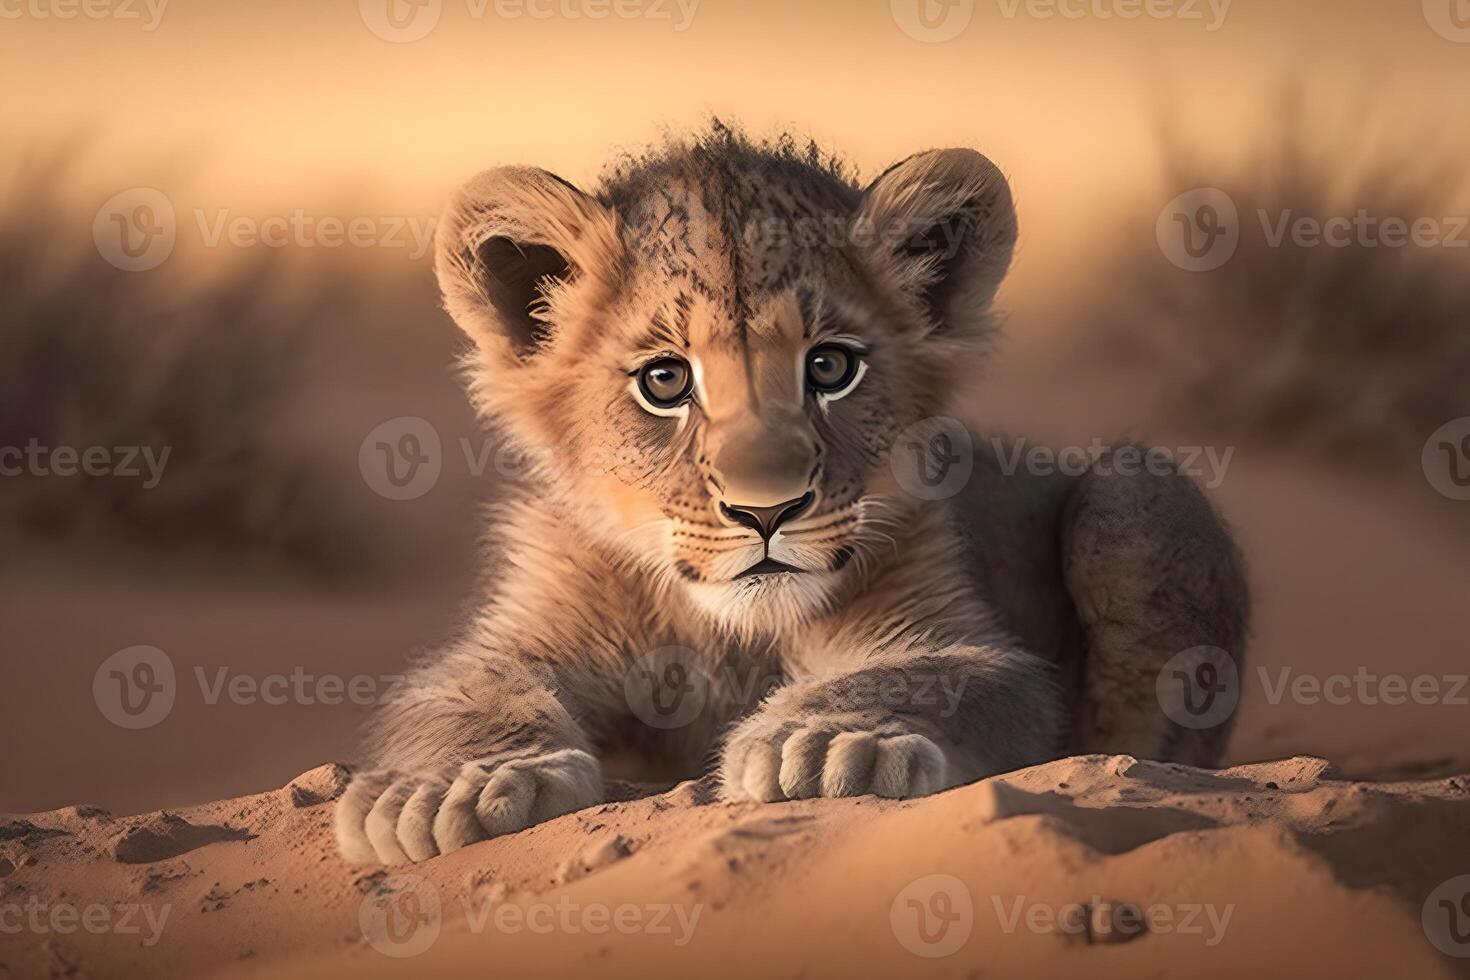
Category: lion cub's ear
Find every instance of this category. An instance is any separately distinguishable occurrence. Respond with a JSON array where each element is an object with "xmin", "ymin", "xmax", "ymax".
[
  {"xmin": 435, "ymin": 167, "xmax": 621, "ymax": 360},
  {"xmin": 853, "ymin": 148, "xmax": 1017, "ymax": 339}
]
